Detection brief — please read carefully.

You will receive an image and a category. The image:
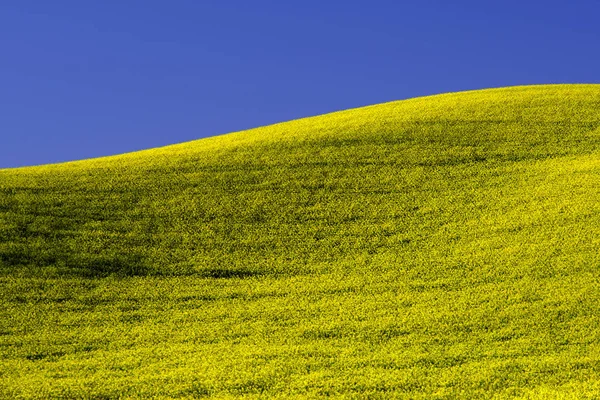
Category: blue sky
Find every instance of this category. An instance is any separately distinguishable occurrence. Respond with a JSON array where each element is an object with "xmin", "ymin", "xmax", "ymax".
[{"xmin": 1, "ymin": 1, "xmax": 599, "ymax": 168}]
